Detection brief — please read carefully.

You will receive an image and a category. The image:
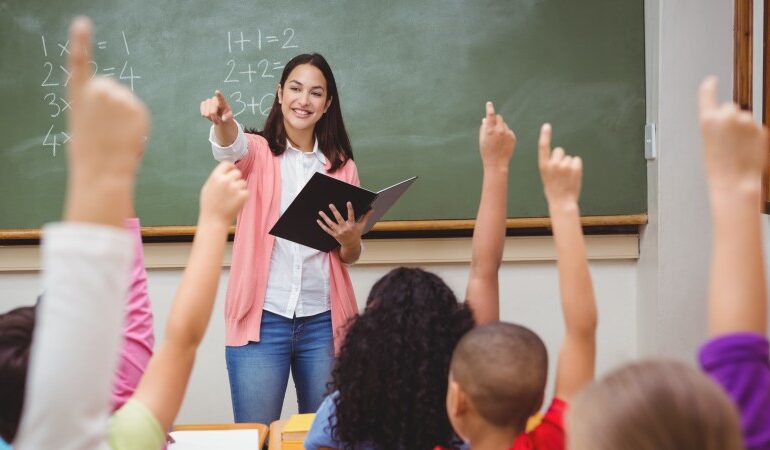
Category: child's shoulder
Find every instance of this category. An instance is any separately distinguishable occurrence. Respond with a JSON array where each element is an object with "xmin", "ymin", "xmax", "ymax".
[{"xmin": 304, "ymin": 393, "xmax": 341, "ymax": 450}]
